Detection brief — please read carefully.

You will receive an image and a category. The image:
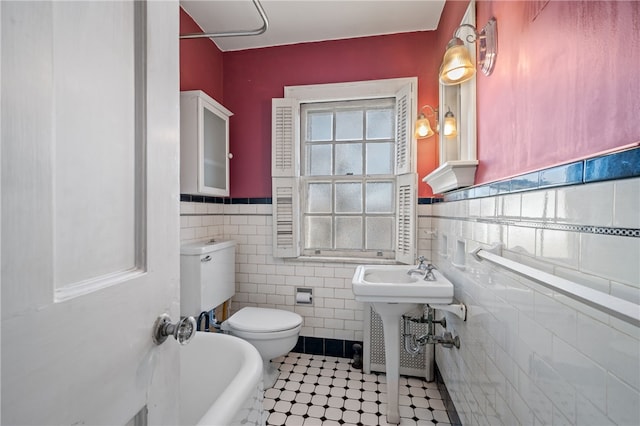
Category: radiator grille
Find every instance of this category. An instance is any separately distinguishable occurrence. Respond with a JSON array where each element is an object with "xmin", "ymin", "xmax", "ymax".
[{"xmin": 367, "ymin": 305, "xmax": 427, "ymax": 372}]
